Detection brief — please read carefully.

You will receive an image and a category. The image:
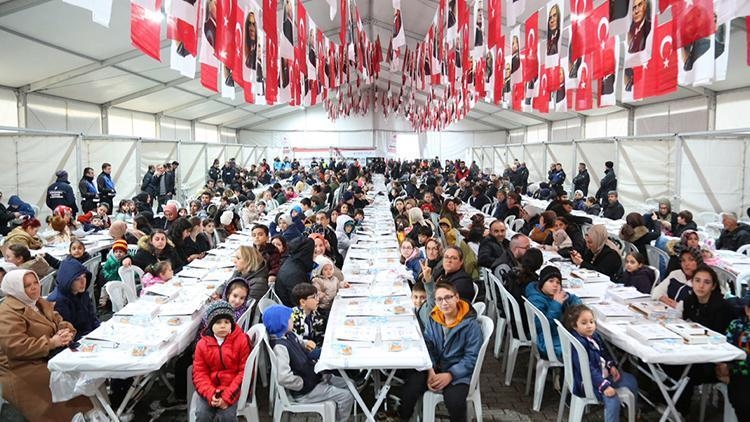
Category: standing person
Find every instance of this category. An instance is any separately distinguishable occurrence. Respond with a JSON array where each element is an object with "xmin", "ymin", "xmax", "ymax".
[
  {"xmin": 572, "ymin": 162, "xmax": 590, "ymax": 196},
  {"xmin": 46, "ymin": 170, "xmax": 78, "ymax": 216},
  {"xmin": 208, "ymin": 159, "xmax": 221, "ymax": 181},
  {"xmin": 78, "ymin": 167, "xmax": 99, "ymax": 213},
  {"xmin": 156, "ymin": 164, "xmax": 176, "ymax": 214},
  {"xmin": 97, "ymin": 163, "xmax": 116, "ymax": 215},
  {"xmin": 141, "ymin": 165, "xmax": 155, "ymax": 195},
  {"xmin": 595, "ymin": 161, "xmax": 617, "ymax": 207}
]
